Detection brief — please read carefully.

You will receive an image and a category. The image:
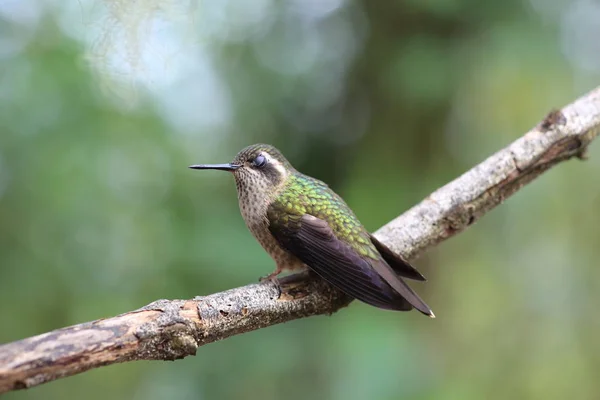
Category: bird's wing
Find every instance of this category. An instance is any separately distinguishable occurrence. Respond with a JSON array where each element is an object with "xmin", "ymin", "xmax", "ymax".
[
  {"xmin": 369, "ymin": 234, "xmax": 426, "ymax": 281},
  {"xmin": 268, "ymin": 211, "xmax": 433, "ymax": 316}
]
